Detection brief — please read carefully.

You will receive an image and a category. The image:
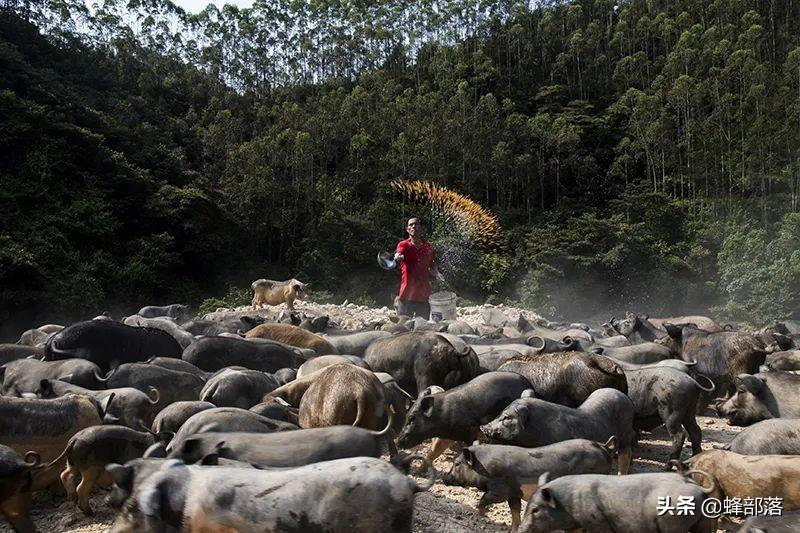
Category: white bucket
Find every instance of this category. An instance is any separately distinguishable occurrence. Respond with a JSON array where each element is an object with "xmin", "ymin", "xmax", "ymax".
[{"xmin": 429, "ymin": 291, "xmax": 457, "ymax": 322}]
